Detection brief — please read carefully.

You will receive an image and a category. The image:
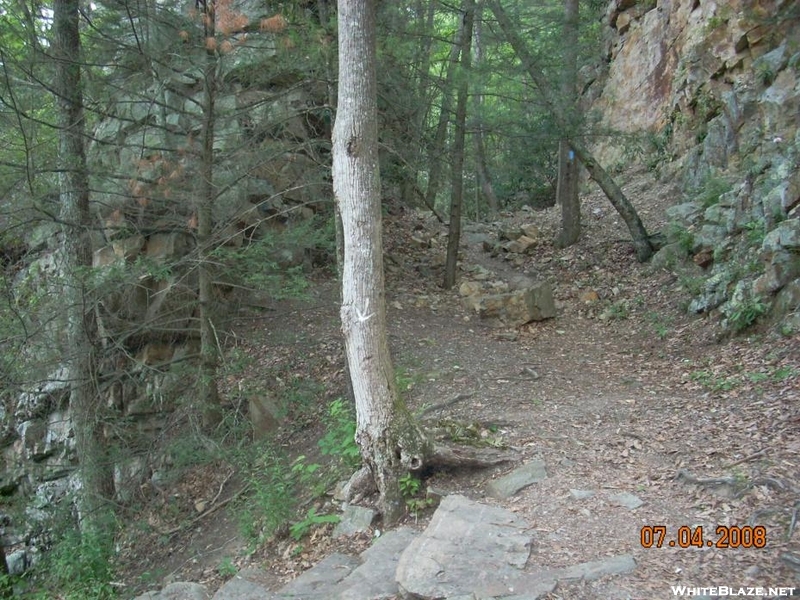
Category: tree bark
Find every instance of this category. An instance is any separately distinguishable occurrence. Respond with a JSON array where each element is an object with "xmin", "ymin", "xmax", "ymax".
[
  {"xmin": 333, "ymin": 0, "xmax": 430, "ymax": 524},
  {"xmin": 444, "ymin": 0, "xmax": 475, "ymax": 289},
  {"xmin": 424, "ymin": 1, "xmax": 469, "ymax": 210},
  {"xmin": 472, "ymin": 1, "xmax": 499, "ymax": 216},
  {"xmin": 487, "ymin": 0, "xmax": 654, "ymax": 261},
  {"xmin": 197, "ymin": 0, "xmax": 222, "ymax": 431},
  {"xmin": 53, "ymin": 0, "xmax": 115, "ymax": 534},
  {"xmin": 556, "ymin": 139, "xmax": 580, "ymax": 247},
  {"xmin": 569, "ymin": 140, "xmax": 653, "ymax": 261},
  {"xmin": 556, "ymin": 0, "xmax": 581, "ymax": 247}
]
